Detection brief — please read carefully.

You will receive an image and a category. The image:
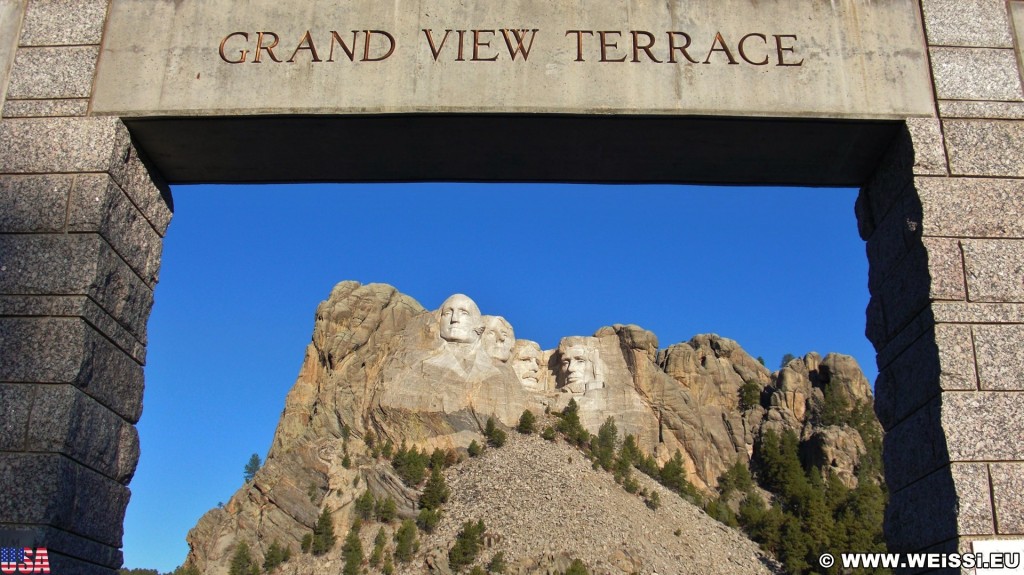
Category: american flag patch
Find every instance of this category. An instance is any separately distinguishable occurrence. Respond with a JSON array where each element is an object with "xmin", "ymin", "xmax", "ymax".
[{"xmin": 0, "ymin": 547, "xmax": 25, "ymax": 564}]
